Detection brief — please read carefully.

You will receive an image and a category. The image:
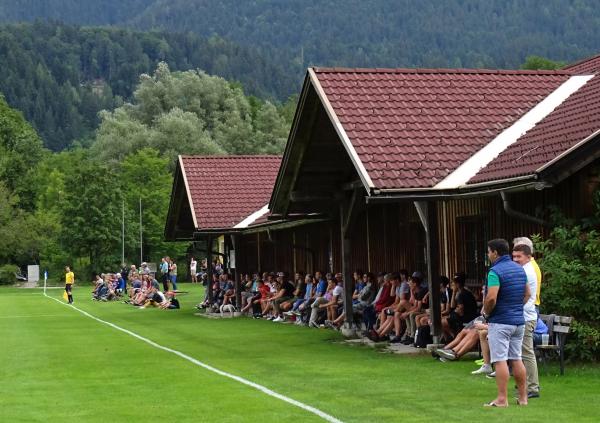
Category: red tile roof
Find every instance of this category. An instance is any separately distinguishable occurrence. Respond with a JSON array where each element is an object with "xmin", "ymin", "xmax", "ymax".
[
  {"xmin": 313, "ymin": 68, "xmax": 570, "ymax": 189},
  {"xmin": 180, "ymin": 155, "xmax": 281, "ymax": 229},
  {"xmin": 563, "ymin": 54, "xmax": 600, "ymax": 75},
  {"xmin": 471, "ymin": 68, "xmax": 600, "ymax": 184}
]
